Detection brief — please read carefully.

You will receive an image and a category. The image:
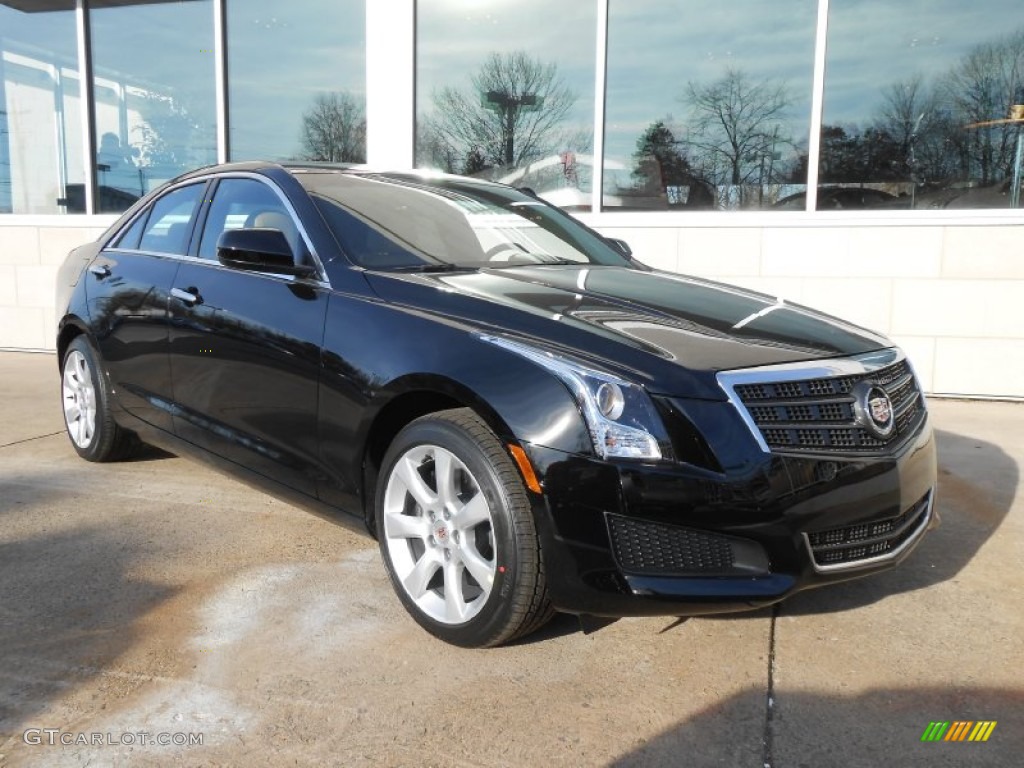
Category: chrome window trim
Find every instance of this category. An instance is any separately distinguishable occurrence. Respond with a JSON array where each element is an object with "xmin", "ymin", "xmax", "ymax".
[
  {"xmin": 101, "ymin": 179, "xmax": 201, "ymax": 248},
  {"xmin": 106, "ymin": 206, "xmax": 151, "ymax": 250},
  {"xmin": 101, "ymin": 248, "xmax": 331, "ymax": 290},
  {"xmin": 102, "ymin": 170, "xmax": 331, "ymax": 287},
  {"xmin": 803, "ymin": 488, "xmax": 934, "ymax": 574},
  {"xmin": 127, "ymin": 181, "xmax": 209, "ymax": 257},
  {"xmin": 716, "ymin": 347, "xmax": 904, "ymax": 454},
  {"xmin": 197, "ymin": 172, "xmax": 325, "ymax": 272}
]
